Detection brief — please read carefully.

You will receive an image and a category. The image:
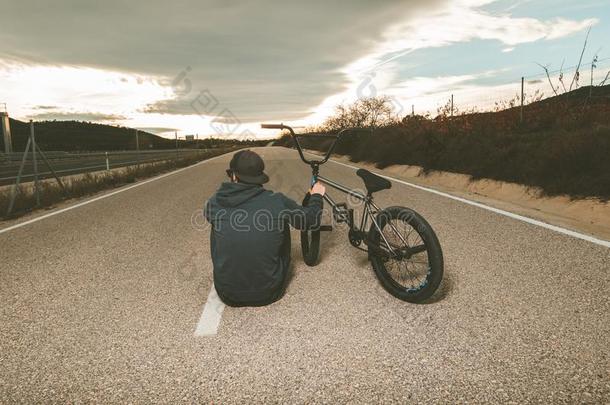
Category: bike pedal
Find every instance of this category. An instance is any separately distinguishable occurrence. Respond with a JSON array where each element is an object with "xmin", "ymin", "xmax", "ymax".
[
  {"xmin": 333, "ymin": 203, "xmax": 349, "ymax": 223},
  {"xmin": 319, "ymin": 225, "xmax": 333, "ymax": 231}
]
